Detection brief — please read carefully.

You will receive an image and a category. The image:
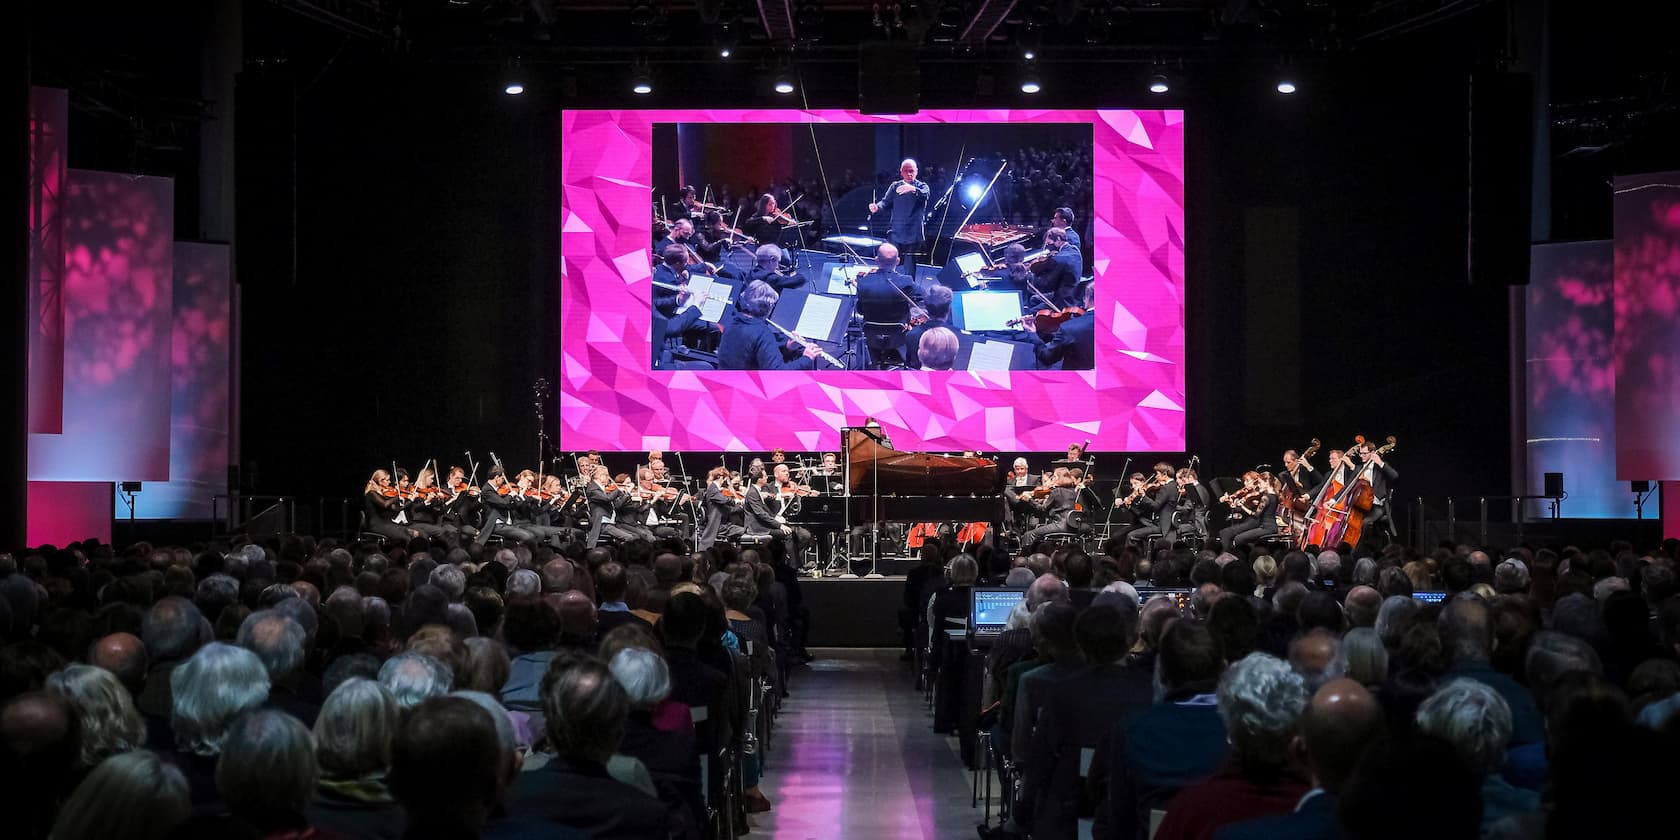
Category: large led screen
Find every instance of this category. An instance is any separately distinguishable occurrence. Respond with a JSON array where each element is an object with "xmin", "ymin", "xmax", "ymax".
[
  {"xmin": 1525, "ymin": 241, "xmax": 1621, "ymax": 518},
  {"xmin": 560, "ymin": 109, "xmax": 1185, "ymax": 452},
  {"xmin": 1614, "ymin": 173, "xmax": 1680, "ymax": 481}
]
